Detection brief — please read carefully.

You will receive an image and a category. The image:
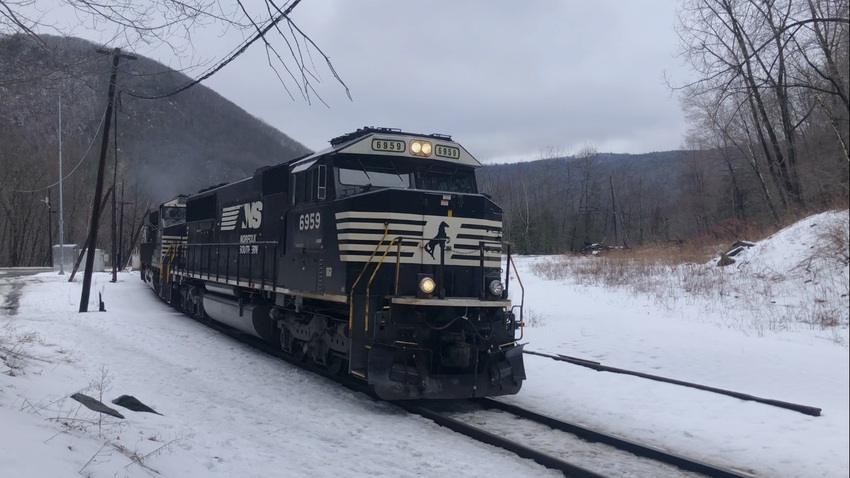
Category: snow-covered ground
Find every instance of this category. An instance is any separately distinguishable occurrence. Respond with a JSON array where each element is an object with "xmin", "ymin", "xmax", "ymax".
[{"xmin": 1, "ymin": 210, "xmax": 848, "ymax": 477}]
